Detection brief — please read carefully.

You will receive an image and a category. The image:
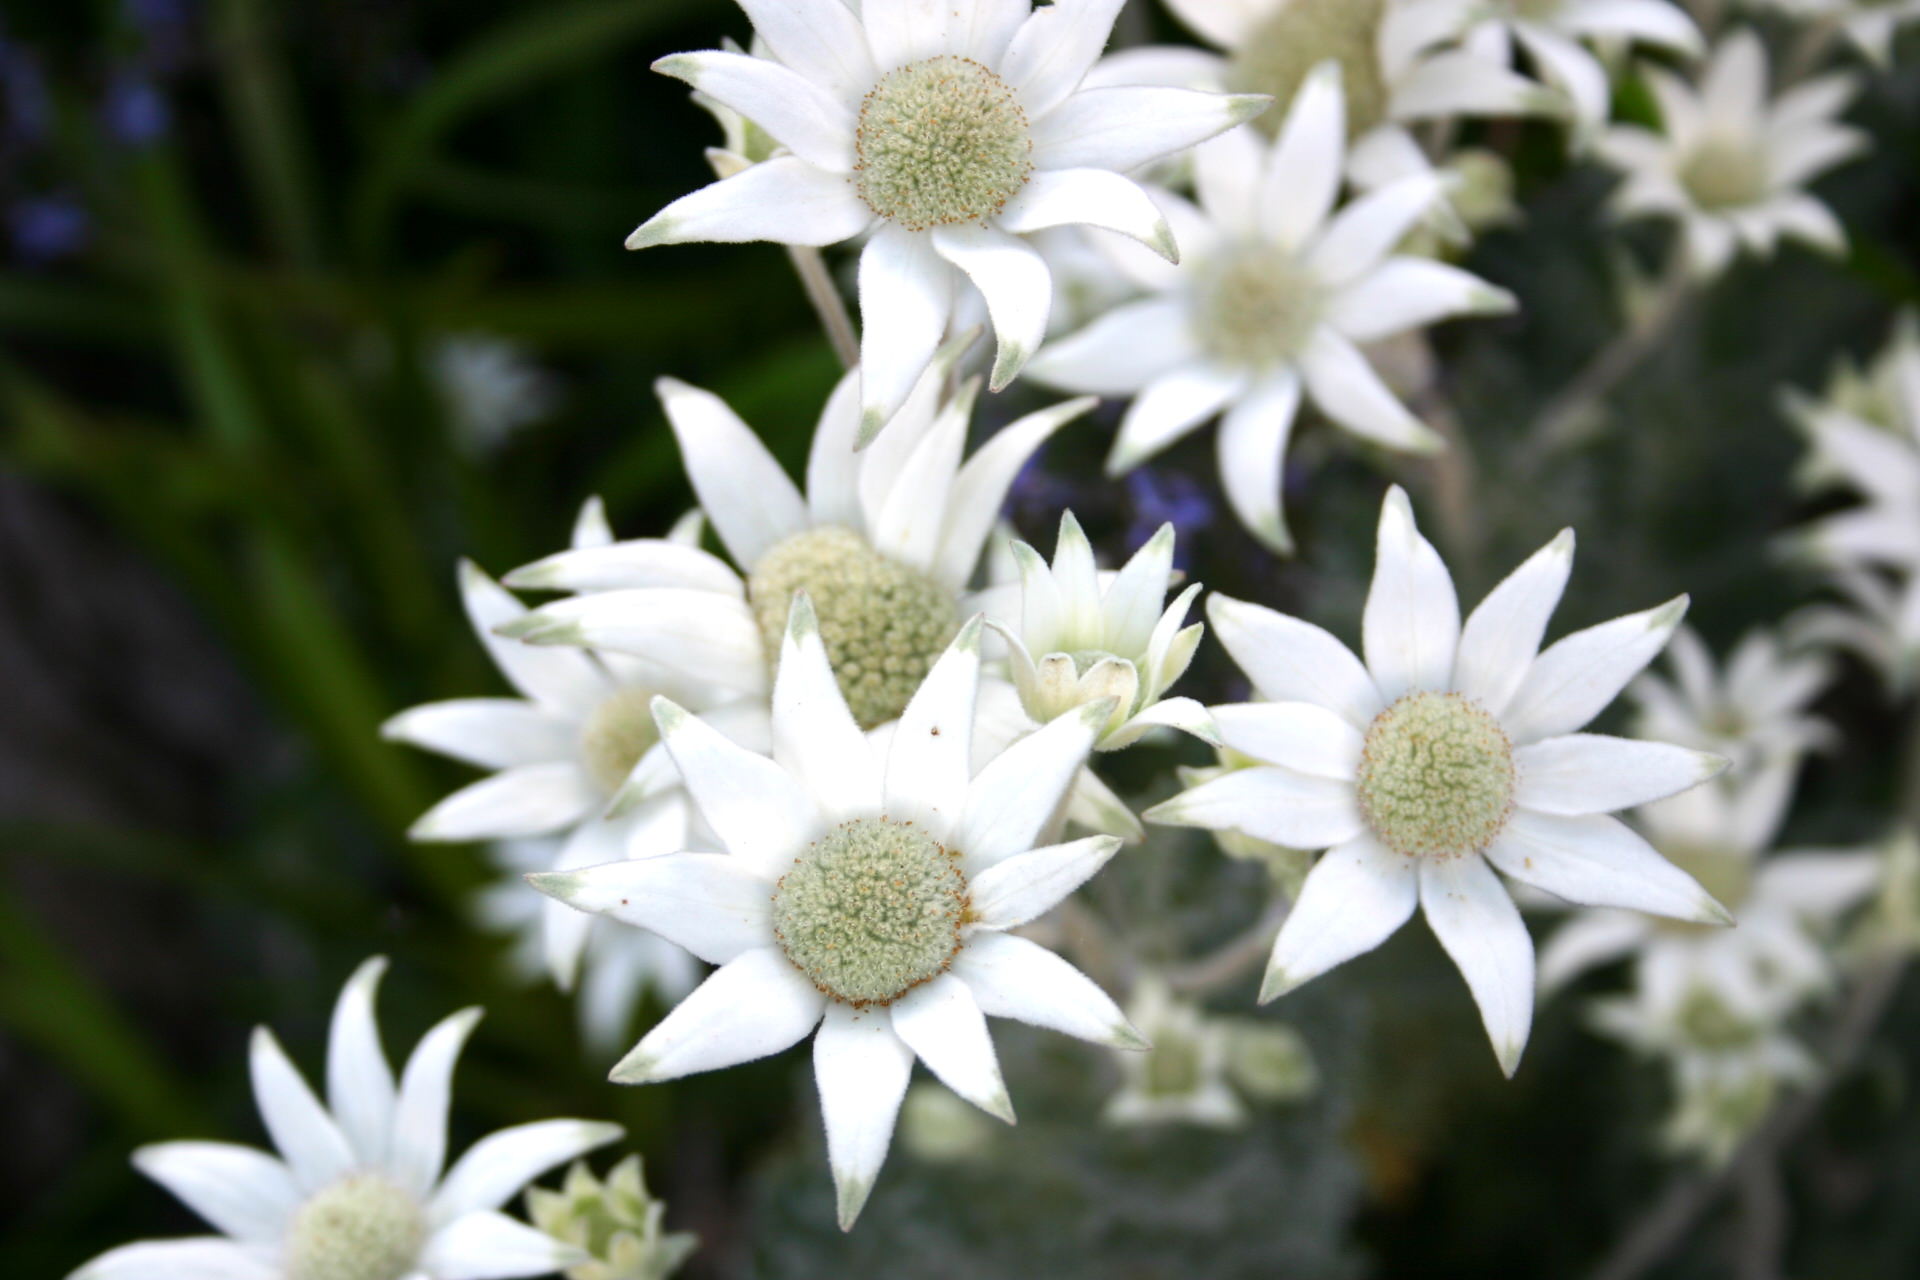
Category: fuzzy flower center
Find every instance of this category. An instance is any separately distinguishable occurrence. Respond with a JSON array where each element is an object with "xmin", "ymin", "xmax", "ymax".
[
  {"xmin": 1193, "ymin": 244, "xmax": 1326, "ymax": 371},
  {"xmin": 1142, "ymin": 1032, "xmax": 1206, "ymax": 1098},
  {"xmin": 1676, "ymin": 987, "xmax": 1762, "ymax": 1051},
  {"xmin": 1227, "ymin": 0, "xmax": 1388, "ymax": 137},
  {"xmin": 579, "ymin": 684, "xmax": 661, "ymax": 795},
  {"xmin": 1355, "ymin": 692, "xmax": 1516, "ymax": 857},
  {"xmin": 854, "ymin": 56, "xmax": 1034, "ymax": 231},
  {"xmin": 772, "ymin": 816, "xmax": 970, "ymax": 1006},
  {"xmin": 747, "ymin": 526, "xmax": 960, "ymax": 729},
  {"xmin": 1679, "ymin": 136, "xmax": 1769, "ymax": 211},
  {"xmin": 284, "ymin": 1174, "xmax": 426, "ymax": 1280}
]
